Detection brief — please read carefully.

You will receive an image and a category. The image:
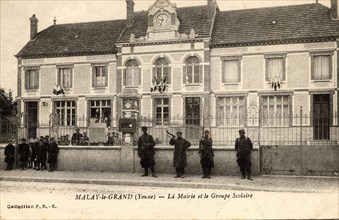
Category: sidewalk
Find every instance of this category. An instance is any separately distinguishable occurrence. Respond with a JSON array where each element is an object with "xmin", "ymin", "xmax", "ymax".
[{"xmin": 1, "ymin": 169, "xmax": 338, "ymax": 193}]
